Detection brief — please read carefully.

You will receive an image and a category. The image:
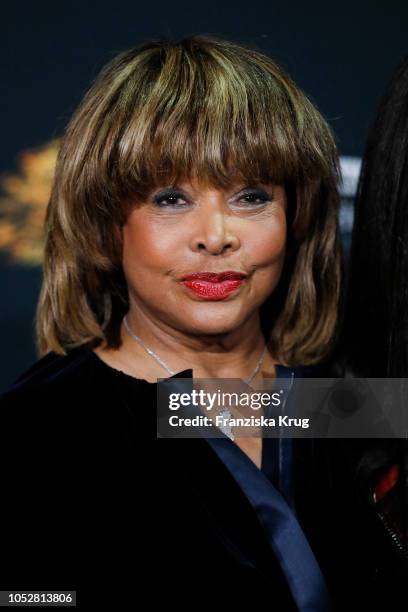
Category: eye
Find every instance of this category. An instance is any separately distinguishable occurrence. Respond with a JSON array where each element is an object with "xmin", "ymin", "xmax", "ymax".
[
  {"xmin": 235, "ymin": 188, "xmax": 272, "ymax": 206},
  {"xmin": 152, "ymin": 190, "xmax": 189, "ymax": 208}
]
